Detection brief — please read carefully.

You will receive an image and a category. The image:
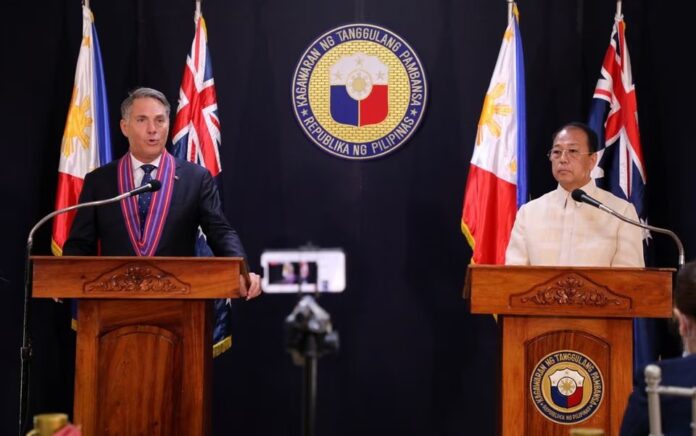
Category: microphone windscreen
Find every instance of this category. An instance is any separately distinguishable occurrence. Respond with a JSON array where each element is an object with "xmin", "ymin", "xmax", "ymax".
[
  {"xmin": 149, "ymin": 180, "xmax": 162, "ymax": 192},
  {"xmin": 571, "ymin": 189, "xmax": 585, "ymax": 202}
]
